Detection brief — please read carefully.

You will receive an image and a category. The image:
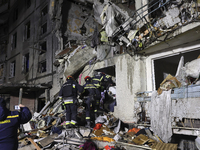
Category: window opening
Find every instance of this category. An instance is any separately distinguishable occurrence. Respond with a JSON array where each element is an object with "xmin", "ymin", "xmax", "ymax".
[
  {"xmin": 0, "ymin": 64, "xmax": 4, "ymax": 79},
  {"xmin": 13, "ymin": 8, "xmax": 18, "ymax": 21},
  {"xmin": 39, "ymin": 41, "xmax": 47, "ymax": 55},
  {"xmin": 25, "ymin": 0, "xmax": 31, "ymax": 8},
  {"xmin": 41, "ymin": 23, "xmax": 47, "ymax": 34},
  {"xmin": 22, "ymin": 53, "xmax": 29, "ymax": 73},
  {"xmin": 154, "ymin": 50, "xmax": 200, "ymax": 90},
  {"xmin": 37, "ymin": 98, "xmax": 46, "ymax": 112},
  {"xmin": 38, "ymin": 61, "xmax": 46, "ymax": 73},
  {"xmin": 41, "ymin": 6, "xmax": 48, "ymax": 16},
  {"xmin": 25, "ymin": 21, "xmax": 30, "ymax": 39},
  {"xmin": 11, "ymin": 32, "xmax": 17, "ymax": 50}
]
